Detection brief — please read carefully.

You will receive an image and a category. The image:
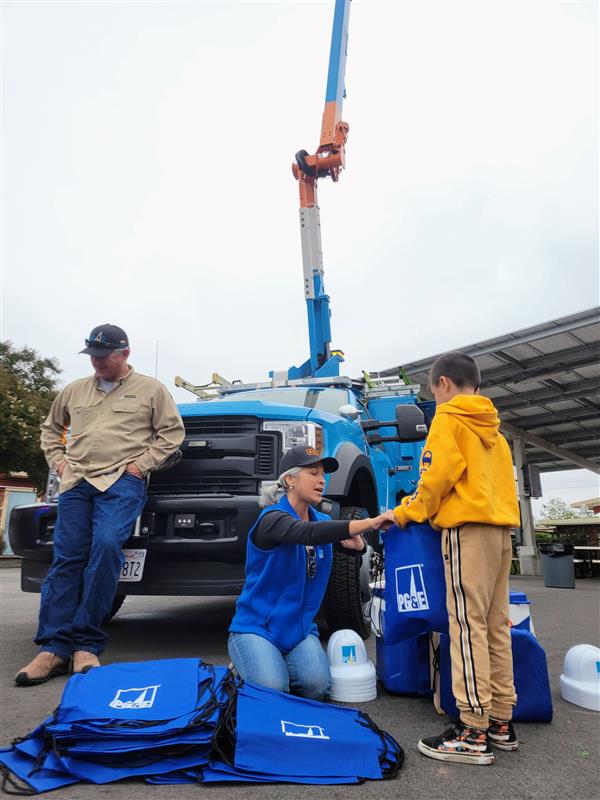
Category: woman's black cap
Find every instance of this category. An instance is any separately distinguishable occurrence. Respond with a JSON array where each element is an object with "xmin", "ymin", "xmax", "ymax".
[{"xmin": 279, "ymin": 445, "xmax": 339, "ymax": 475}]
